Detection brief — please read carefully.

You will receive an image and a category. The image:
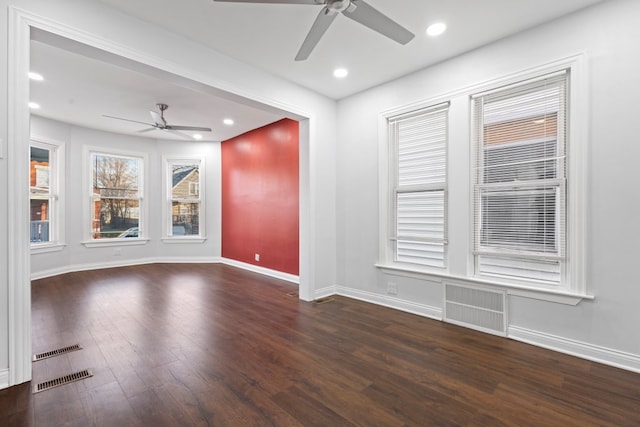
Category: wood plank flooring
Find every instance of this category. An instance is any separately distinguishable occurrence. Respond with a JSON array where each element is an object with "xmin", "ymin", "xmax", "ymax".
[{"xmin": 1, "ymin": 263, "xmax": 639, "ymax": 426}]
